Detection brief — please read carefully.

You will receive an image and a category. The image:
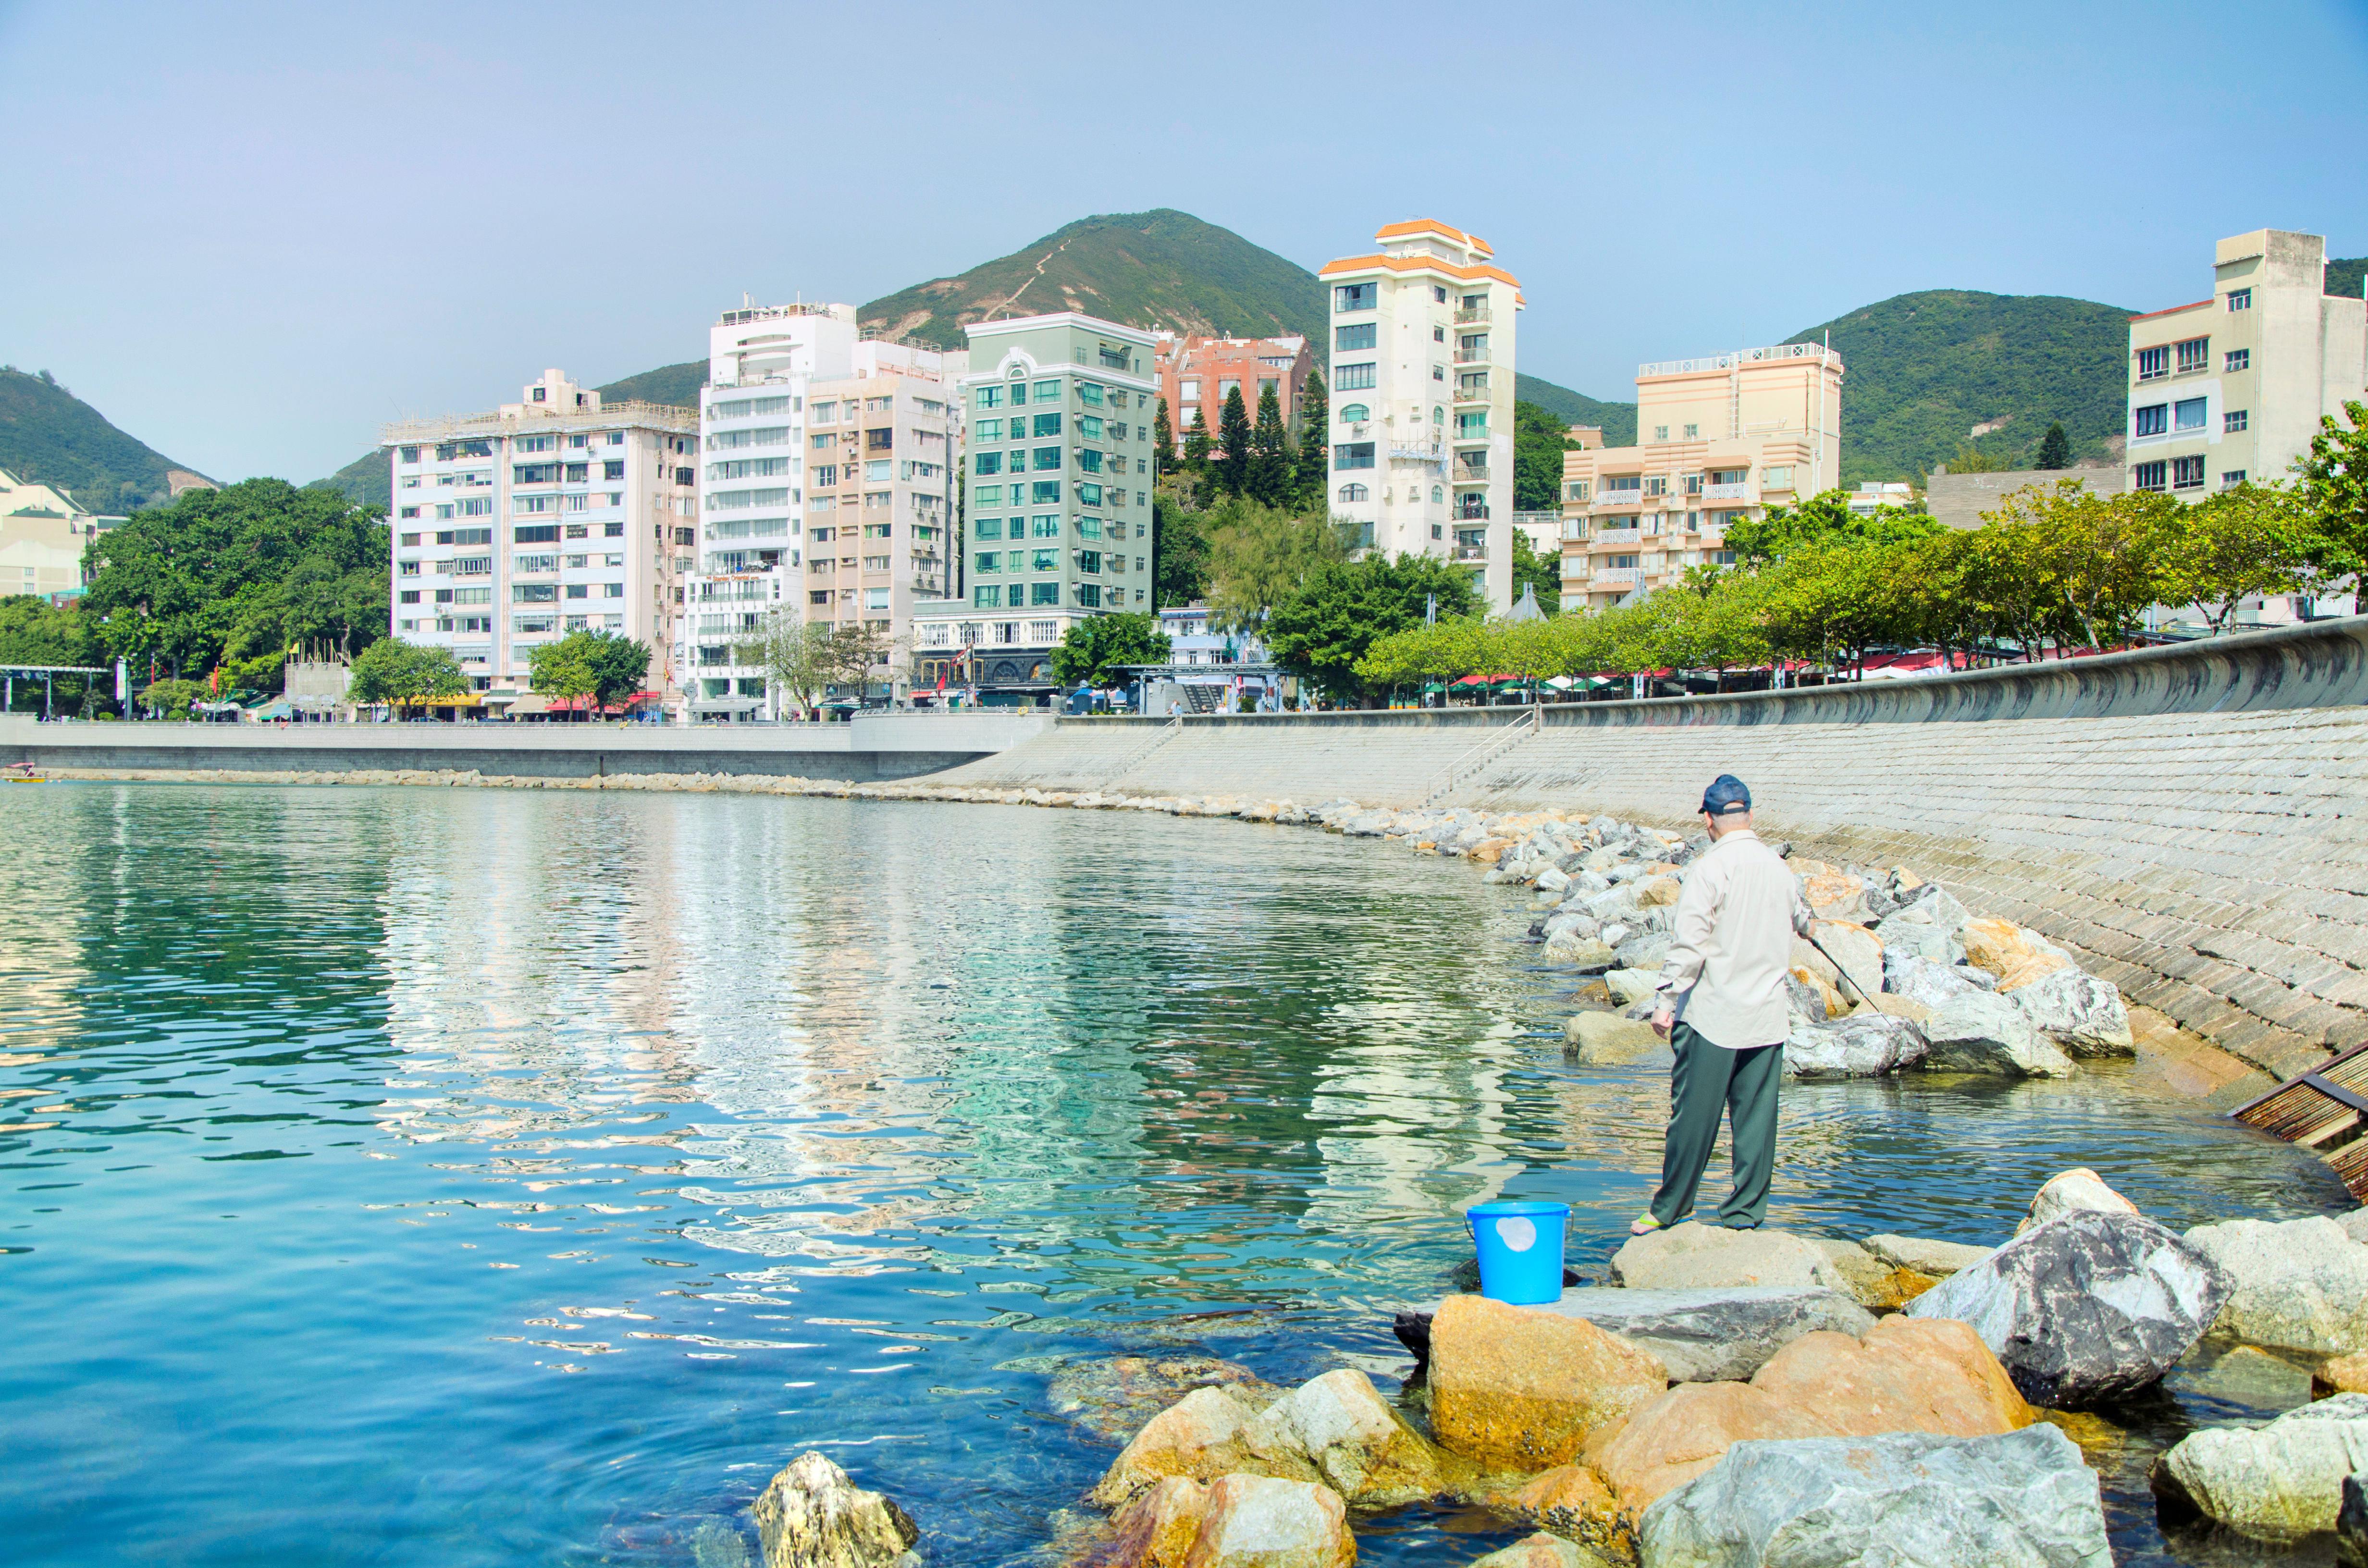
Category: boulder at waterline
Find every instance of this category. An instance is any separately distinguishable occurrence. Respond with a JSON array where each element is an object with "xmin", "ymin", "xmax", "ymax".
[
  {"xmin": 1872, "ymin": 911, "xmax": 1963, "ymax": 967},
  {"xmin": 1584, "ymin": 1316, "xmax": 2034, "ymax": 1510},
  {"xmin": 1862, "ymin": 1233, "xmax": 1995, "ymax": 1277},
  {"xmin": 1609, "ymin": 1223, "xmax": 1848, "ymax": 1293},
  {"xmin": 1922, "ymin": 990, "xmax": 2074, "ymax": 1077},
  {"xmin": 2018, "ymin": 1167, "xmax": 2139, "ymax": 1234},
  {"xmin": 1603, "ymin": 968, "xmax": 1659, "ymax": 1008},
  {"xmin": 1882, "ymin": 952, "xmax": 1993, "ymax": 1013},
  {"xmin": 1904, "ymin": 1210, "xmax": 2232, "ymax": 1407},
  {"xmin": 1785, "ymin": 970, "xmax": 1838, "ymax": 1022},
  {"xmin": 1536, "ymin": 1286, "xmax": 1875, "ymax": 1383},
  {"xmin": 1089, "ymin": 1385, "xmax": 1270, "ymax": 1505},
  {"xmin": 2182, "ymin": 1215, "xmax": 2368, "ymax": 1355},
  {"xmin": 1807, "ymin": 1239, "xmax": 1939, "ymax": 1311},
  {"xmin": 2344, "ymin": 1473, "xmax": 2368, "ymax": 1568},
  {"xmin": 1170, "ymin": 1475, "xmax": 1354, "ymax": 1568},
  {"xmin": 1239, "ymin": 1367, "xmax": 1473, "ymax": 1506},
  {"xmin": 1807, "ymin": 919, "xmax": 1883, "ymax": 1003},
  {"xmin": 1485, "ymin": 1465, "xmax": 1633, "ymax": 1565},
  {"xmin": 1039, "ymin": 1355, "xmax": 1282, "ymax": 1442},
  {"xmin": 752, "ymin": 1452, "xmax": 922, "ymax": 1568},
  {"xmin": 1098, "ymin": 1476, "xmax": 1209, "ymax": 1568},
  {"xmin": 1466, "ymin": 1531, "xmax": 1622, "ymax": 1568},
  {"xmin": 2151, "ymin": 1392, "xmax": 2368, "ymax": 1539},
  {"xmin": 1639, "ymin": 1425, "xmax": 2110, "ymax": 1568},
  {"xmin": 1565, "ymin": 1011, "xmax": 1670, "ymax": 1066},
  {"xmin": 1430, "ymin": 1293, "xmax": 1669, "ymax": 1470},
  {"xmin": 1782, "ymin": 1013, "xmax": 1926, "ymax": 1078},
  {"xmin": 2318, "ymin": 1349, "xmax": 2368, "ymax": 1398},
  {"xmin": 1545, "ymin": 933, "xmax": 1618, "ymax": 971},
  {"xmin": 2007, "ymin": 967, "xmax": 2134, "ymax": 1056}
]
